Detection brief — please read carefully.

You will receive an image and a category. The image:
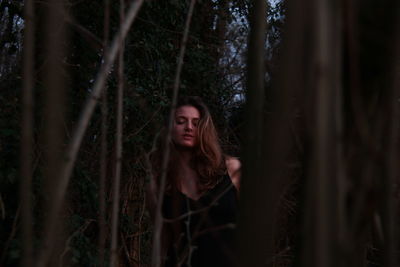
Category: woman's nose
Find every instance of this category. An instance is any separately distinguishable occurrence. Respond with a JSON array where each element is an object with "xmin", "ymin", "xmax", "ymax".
[{"xmin": 185, "ymin": 121, "xmax": 194, "ymax": 130}]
